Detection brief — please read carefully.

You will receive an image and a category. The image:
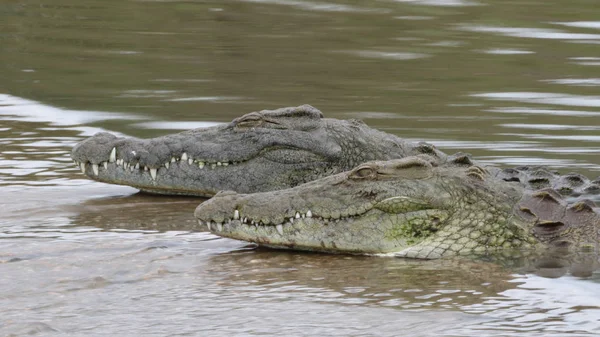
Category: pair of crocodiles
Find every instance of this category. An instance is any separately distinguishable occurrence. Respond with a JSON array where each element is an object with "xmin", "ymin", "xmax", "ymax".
[{"xmin": 72, "ymin": 105, "xmax": 600, "ymax": 259}]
